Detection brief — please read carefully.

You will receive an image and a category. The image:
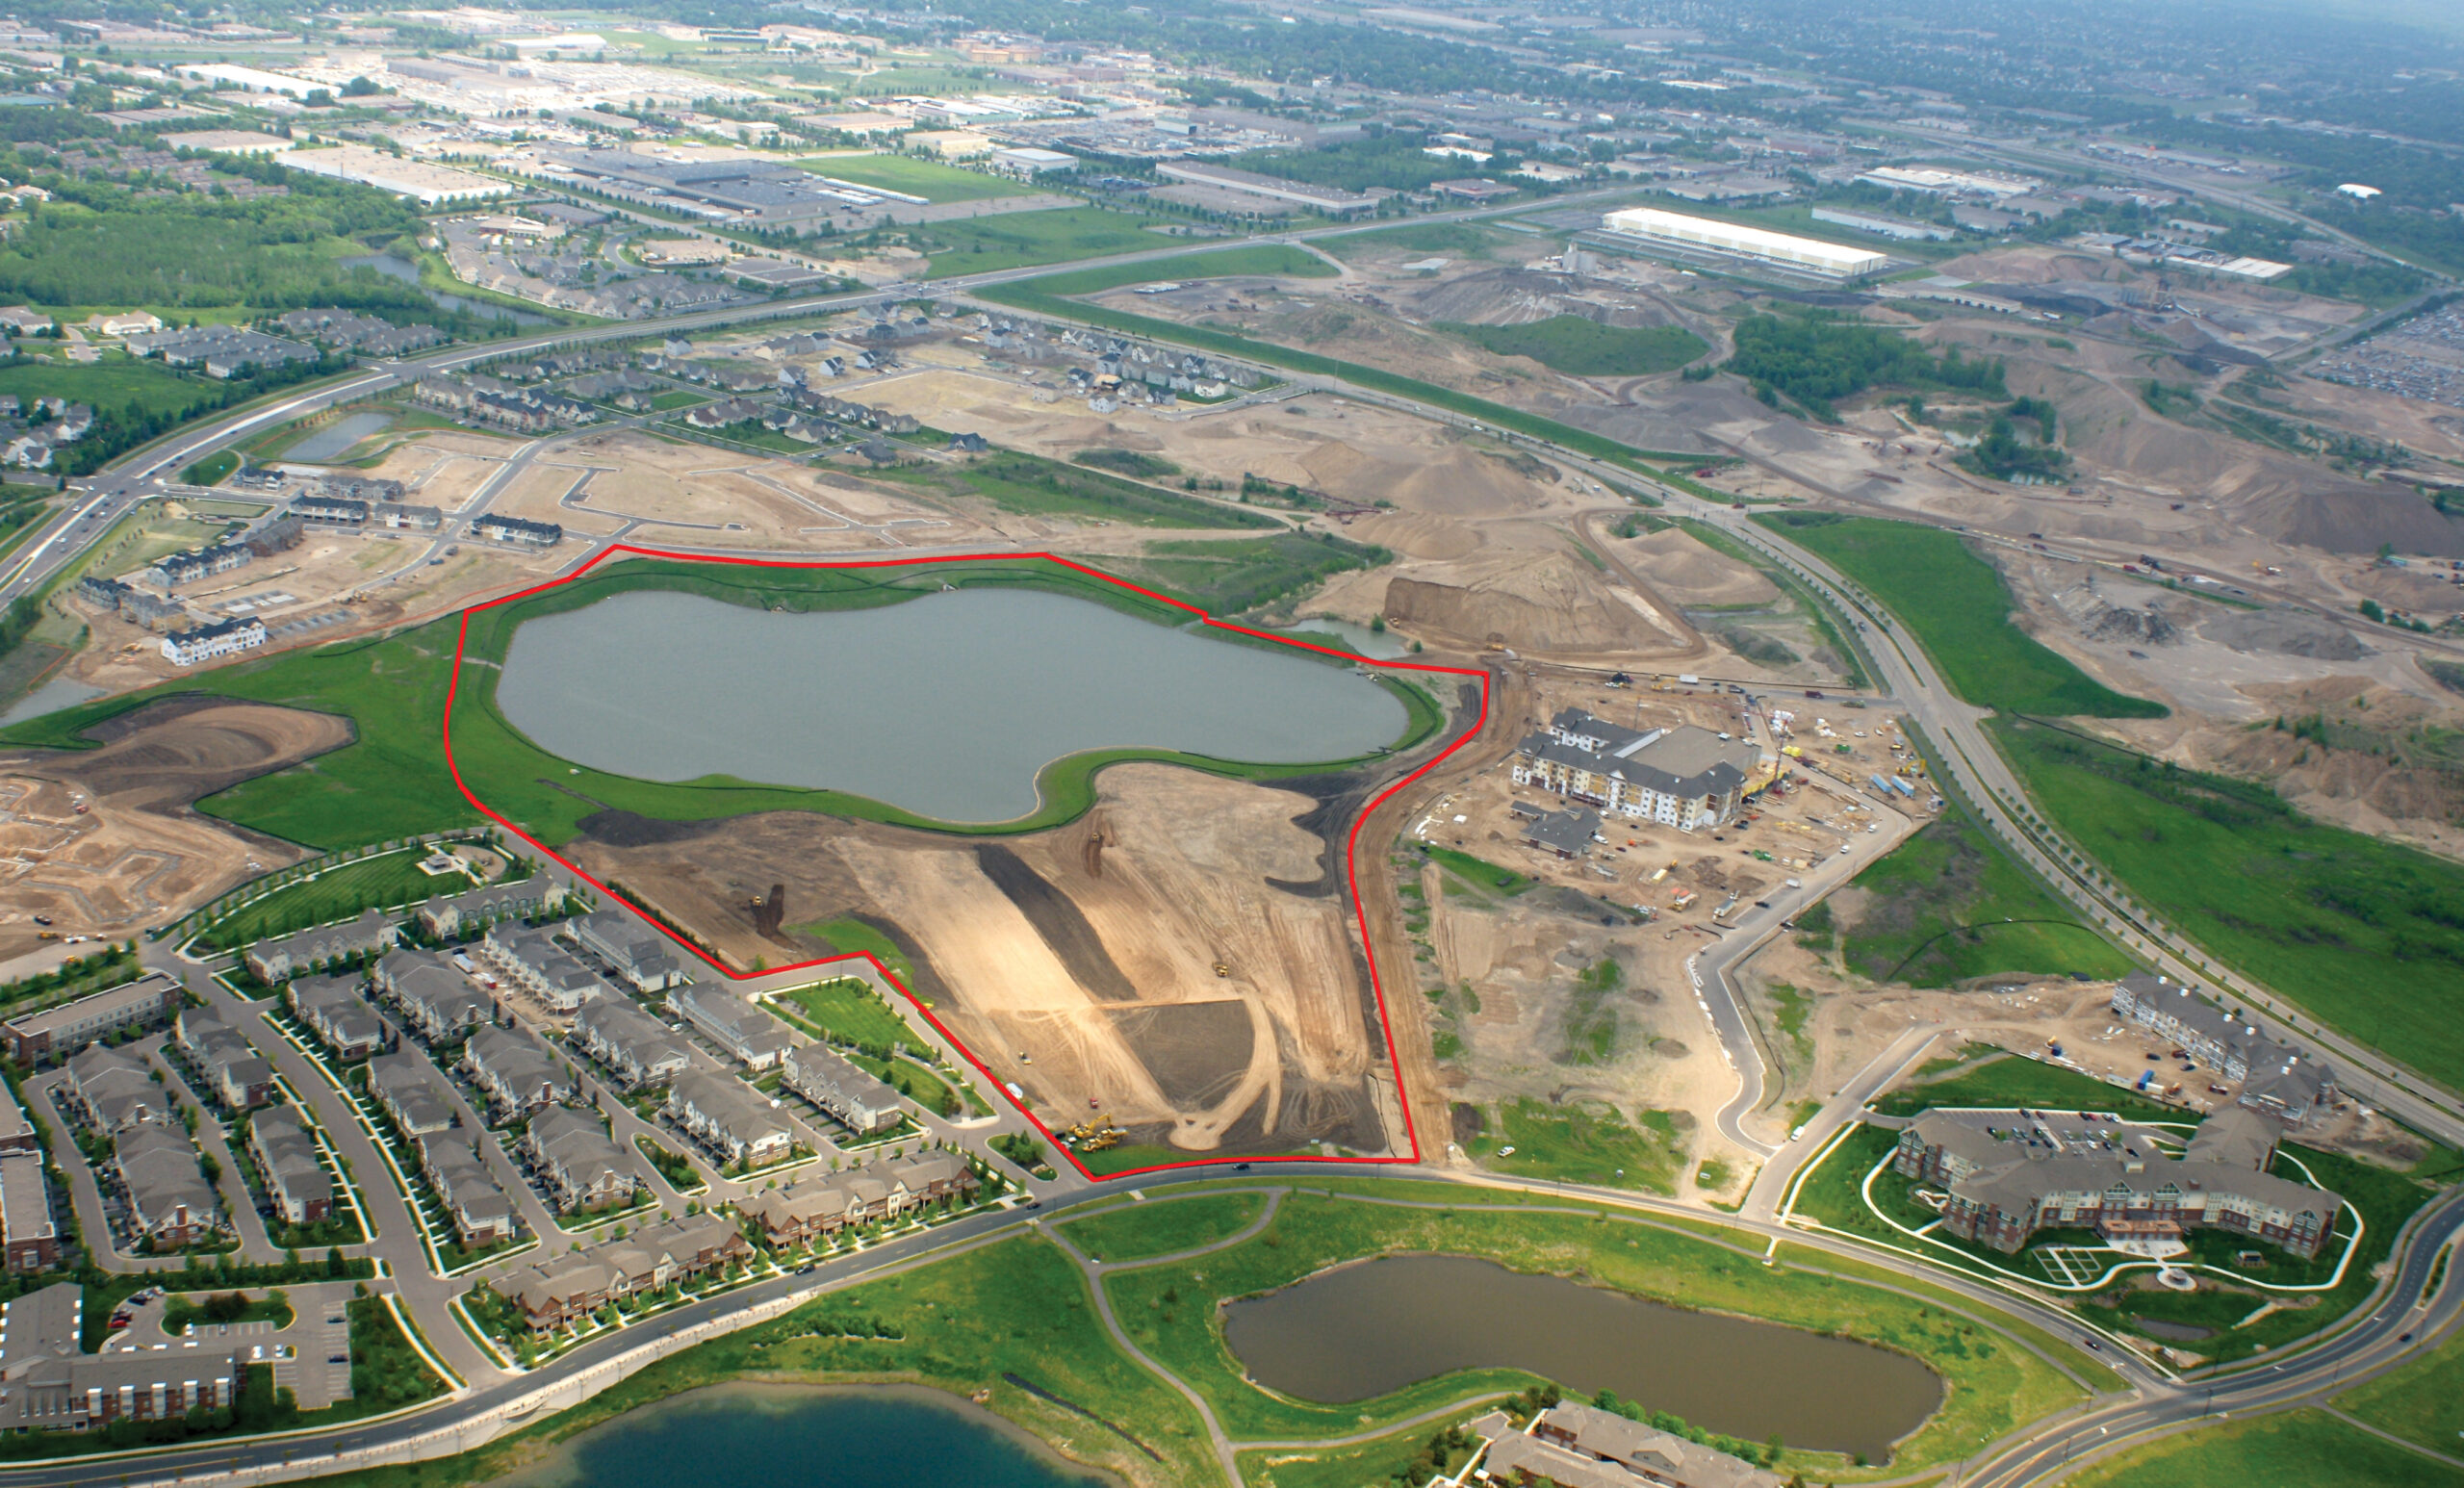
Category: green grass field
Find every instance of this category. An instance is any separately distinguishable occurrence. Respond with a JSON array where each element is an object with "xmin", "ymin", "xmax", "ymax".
[
  {"xmin": 762, "ymin": 978, "xmax": 921, "ymax": 1050},
  {"xmin": 789, "ymin": 918, "xmax": 917, "ymax": 988},
  {"xmin": 1753, "ymin": 515, "xmax": 2165, "ymax": 718},
  {"xmin": 1322, "ymin": 220, "xmax": 1524, "ymax": 261},
  {"xmin": 792, "ymin": 153, "xmax": 1025, "ymax": 203},
  {"xmin": 193, "ymin": 850, "xmax": 463, "ymax": 951},
  {"xmin": 1440, "ymin": 316, "xmax": 1707, "ymax": 375},
  {"xmin": 1869, "ymin": 1051, "xmax": 2181, "ymax": 1123},
  {"xmin": 1465, "ymin": 1097, "xmax": 1684, "ymax": 1193},
  {"xmin": 0, "ymin": 356, "xmax": 219, "ymax": 418},
  {"xmin": 1994, "ymin": 716, "xmax": 2464, "ymax": 1092},
  {"xmin": 2340, "ymin": 1314, "xmax": 2464, "ymax": 1456},
  {"xmin": 2065, "ymin": 1409, "xmax": 2464, "ymax": 1488},
  {"xmin": 912, "ymin": 449, "xmax": 1275, "ymax": 529},
  {"xmin": 915, "ymin": 208, "xmax": 1187, "ymax": 278},
  {"xmin": 181, "ymin": 449, "xmax": 241, "ymax": 486},
  {"xmin": 1058, "ymin": 1193, "xmax": 1266, "ymax": 1262},
  {"xmin": 1067, "ymin": 532, "xmax": 1393, "ymax": 616},
  {"xmin": 1420, "ymin": 844, "xmax": 1534, "ymax": 897},
  {"xmin": 1837, "ymin": 819, "xmax": 2135, "ymax": 987}
]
